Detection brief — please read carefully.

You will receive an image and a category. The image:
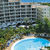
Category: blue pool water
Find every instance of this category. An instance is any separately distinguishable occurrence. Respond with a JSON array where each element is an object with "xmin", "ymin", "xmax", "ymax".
[
  {"xmin": 14, "ymin": 38, "xmax": 50, "ymax": 50},
  {"xmin": 21, "ymin": 0, "xmax": 50, "ymax": 3}
]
